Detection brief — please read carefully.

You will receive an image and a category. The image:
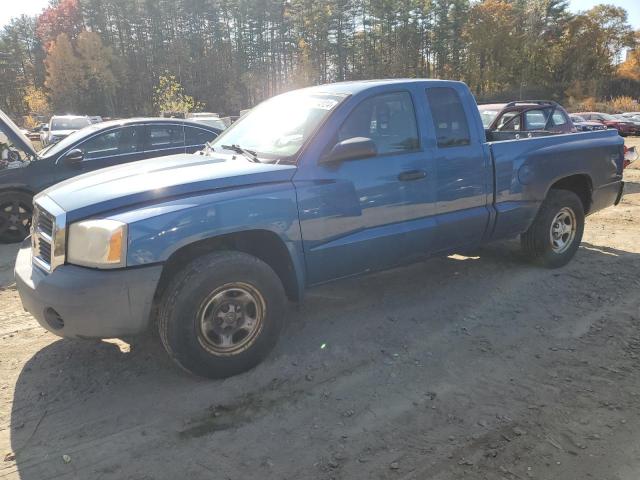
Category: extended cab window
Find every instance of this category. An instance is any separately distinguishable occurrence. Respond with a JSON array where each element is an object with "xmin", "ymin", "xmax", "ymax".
[
  {"xmin": 426, "ymin": 87, "xmax": 470, "ymax": 147},
  {"xmin": 80, "ymin": 126, "xmax": 142, "ymax": 160},
  {"xmin": 338, "ymin": 92, "xmax": 419, "ymax": 155},
  {"xmin": 147, "ymin": 125, "xmax": 185, "ymax": 149}
]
